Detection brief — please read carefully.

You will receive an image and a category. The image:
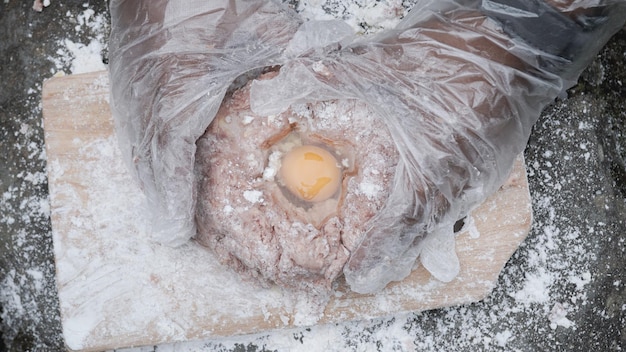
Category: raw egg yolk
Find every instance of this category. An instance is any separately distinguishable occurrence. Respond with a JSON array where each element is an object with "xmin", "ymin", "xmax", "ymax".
[{"xmin": 279, "ymin": 145, "xmax": 341, "ymax": 202}]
